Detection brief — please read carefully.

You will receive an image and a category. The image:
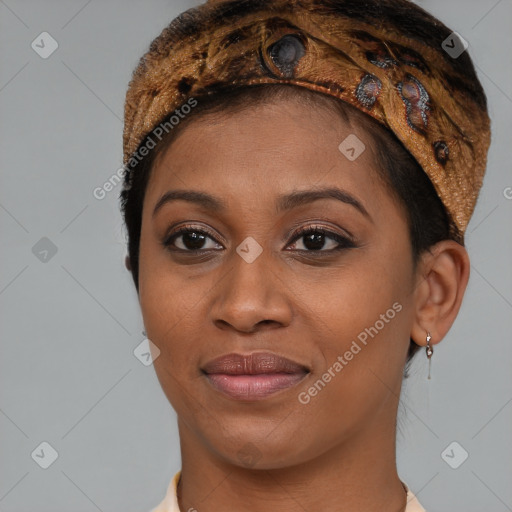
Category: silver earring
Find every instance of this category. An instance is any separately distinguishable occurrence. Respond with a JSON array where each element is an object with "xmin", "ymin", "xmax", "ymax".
[{"xmin": 425, "ymin": 332, "xmax": 433, "ymax": 380}]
